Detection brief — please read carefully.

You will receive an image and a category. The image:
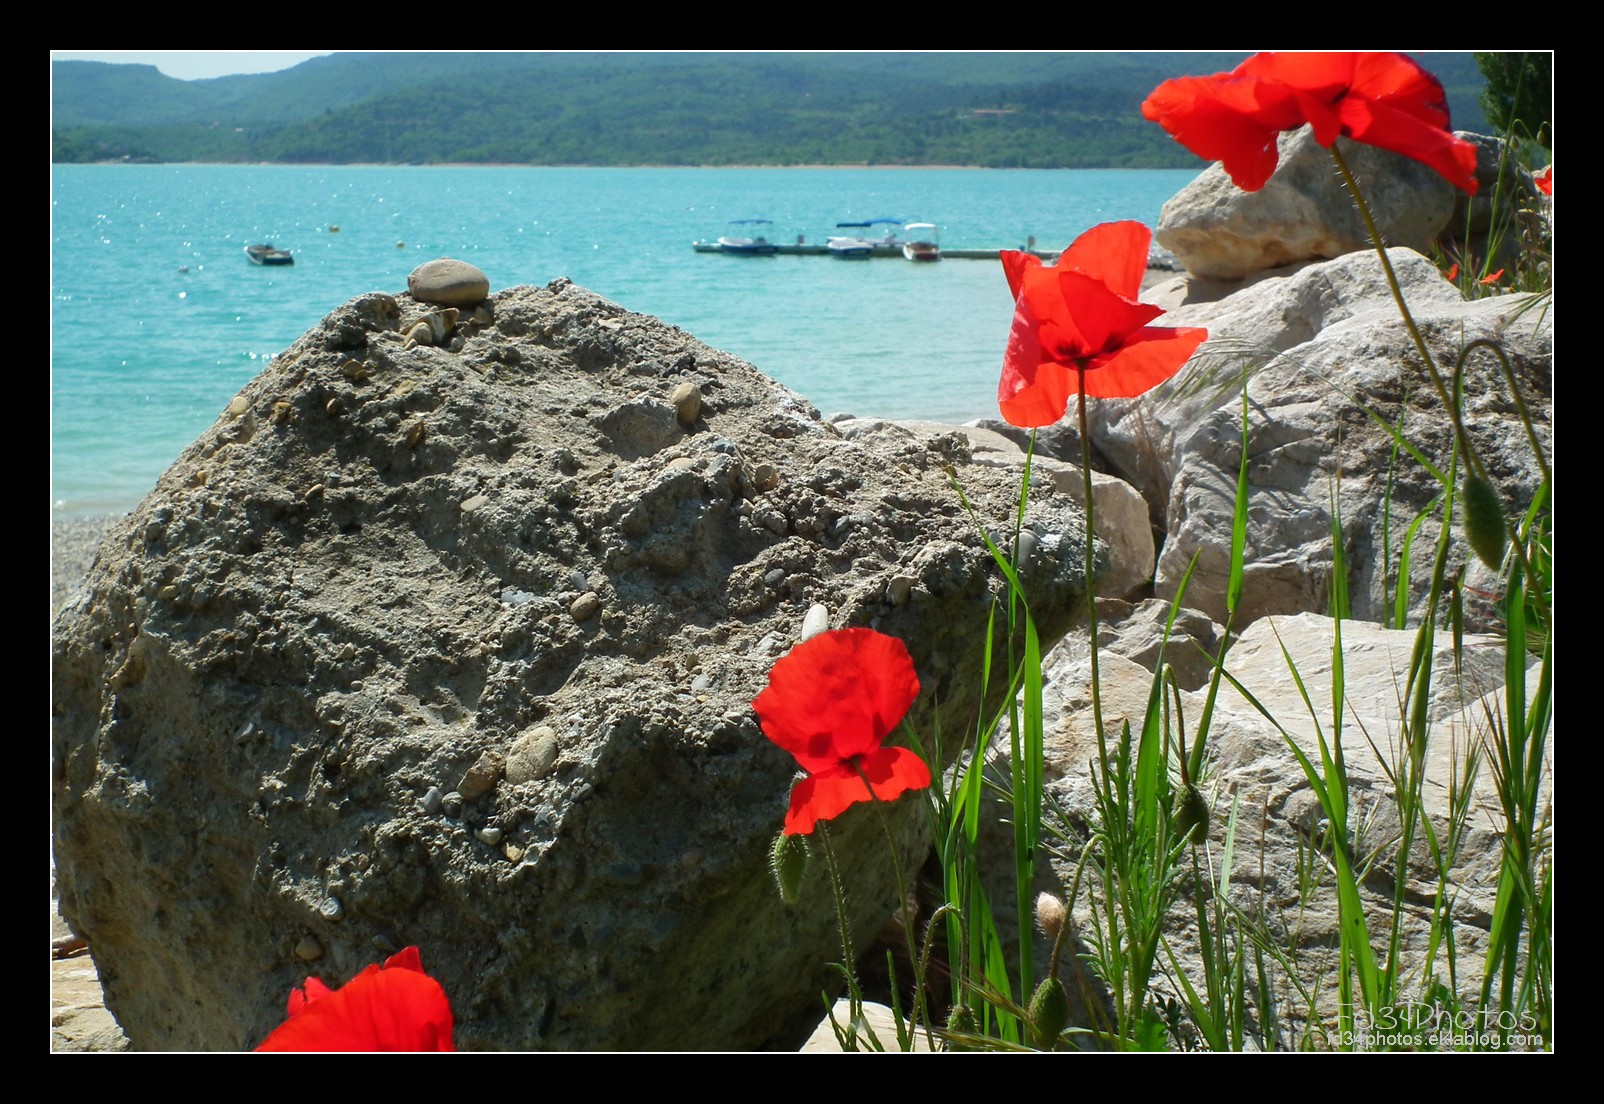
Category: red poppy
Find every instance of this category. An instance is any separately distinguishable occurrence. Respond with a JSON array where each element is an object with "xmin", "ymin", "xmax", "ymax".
[
  {"xmin": 1142, "ymin": 52, "xmax": 1479, "ymax": 195},
  {"xmin": 1479, "ymin": 268, "xmax": 1505, "ymax": 285},
  {"xmin": 256, "ymin": 946, "xmax": 455, "ymax": 1051},
  {"xmin": 1444, "ymin": 263, "xmax": 1460, "ymax": 282},
  {"xmin": 1534, "ymin": 164, "xmax": 1552, "ymax": 196},
  {"xmin": 753, "ymin": 628, "xmax": 929, "ymax": 836},
  {"xmin": 997, "ymin": 221, "xmax": 1208, "ymax": 427}
]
